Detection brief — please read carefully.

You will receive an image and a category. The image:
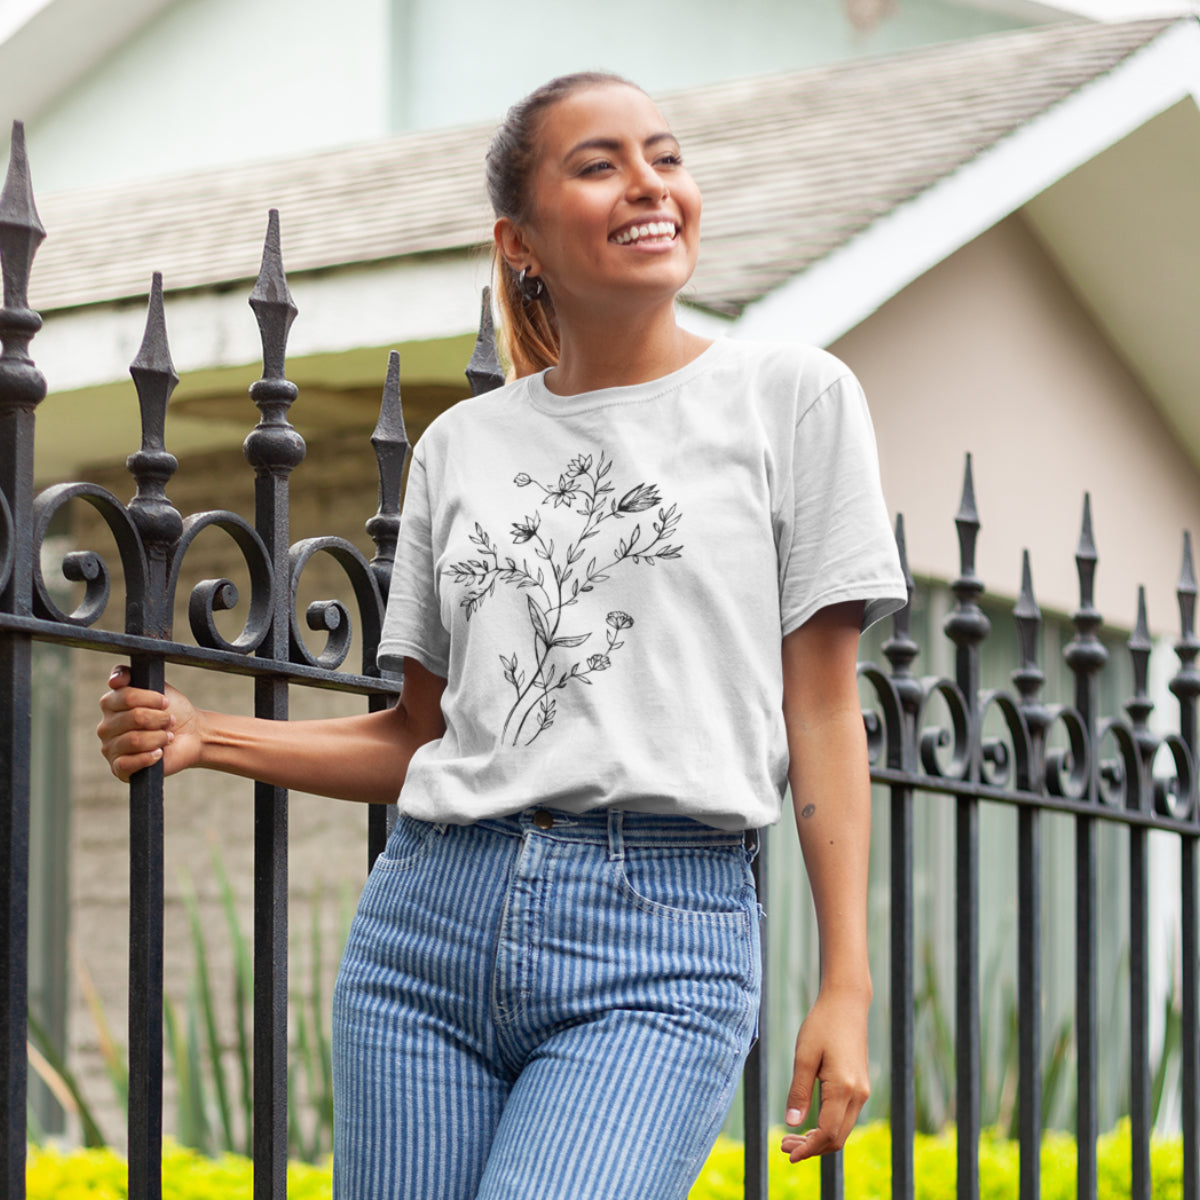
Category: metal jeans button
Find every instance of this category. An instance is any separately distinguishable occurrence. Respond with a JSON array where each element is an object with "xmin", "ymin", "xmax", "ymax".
[{"xmin": 532, "ymin": 810, "xmax": 554, "ymax": 830}]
